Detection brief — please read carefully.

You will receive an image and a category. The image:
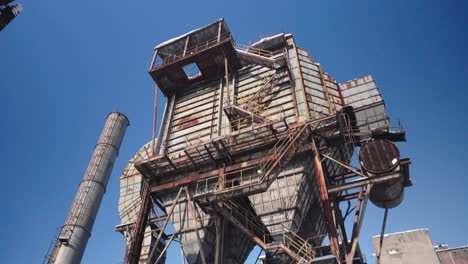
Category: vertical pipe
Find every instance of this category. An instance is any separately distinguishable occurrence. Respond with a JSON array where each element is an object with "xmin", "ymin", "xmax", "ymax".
[
  {"xmin": 217, "ymin": 80, "xmax": 224, "ymax": 136},
  {"xmin": 376, "ymin": 208, "xmax": 389, "ymax": 264},
  {"xmin": 152, "ymin": 85, "xmax": 159, "ymax": 156},
  {"xmin": 347, "ymin": 185, "xmax": 371, "ymax": 264},
  {"xmin": 149, "ymin": 49, "xmax": 159, "ymax": 71},
  {"xmin": 217, "ymin": 21, "xmax": 222, "ymax": 43},
  {"xmin": 183, "ymin": 36, "xmax": 190, "ymax": 57},
  {"xmin": 224, "ymin": 55, "xmax": 231, "ymax": 105},
  {"xmin": 49, "ymin": 112, "xmax": 129, "ymax": 264}
]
